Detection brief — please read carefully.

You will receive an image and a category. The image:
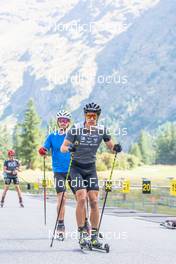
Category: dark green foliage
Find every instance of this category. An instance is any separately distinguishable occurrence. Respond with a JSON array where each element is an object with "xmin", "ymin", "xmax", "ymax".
[
  {"xmin": 129, "ymin": 143, "xmax": 142, "ymax": 161},
  {"xmin": 18, "ymin": 99, "xmax": 43, "ymax": 169},
  {"xmin": 0, "ymin": 126, "xmax": 12, "ymax": 168},
  {"xmin": 155, "ymin": 123, "xmax": 176, "ymax": 164}
]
